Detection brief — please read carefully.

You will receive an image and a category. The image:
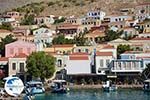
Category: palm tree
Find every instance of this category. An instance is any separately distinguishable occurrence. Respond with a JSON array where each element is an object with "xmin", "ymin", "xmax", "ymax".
[{"xmin": 142, "ymin": 63, "xmax": 150, "ymax": 80}]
